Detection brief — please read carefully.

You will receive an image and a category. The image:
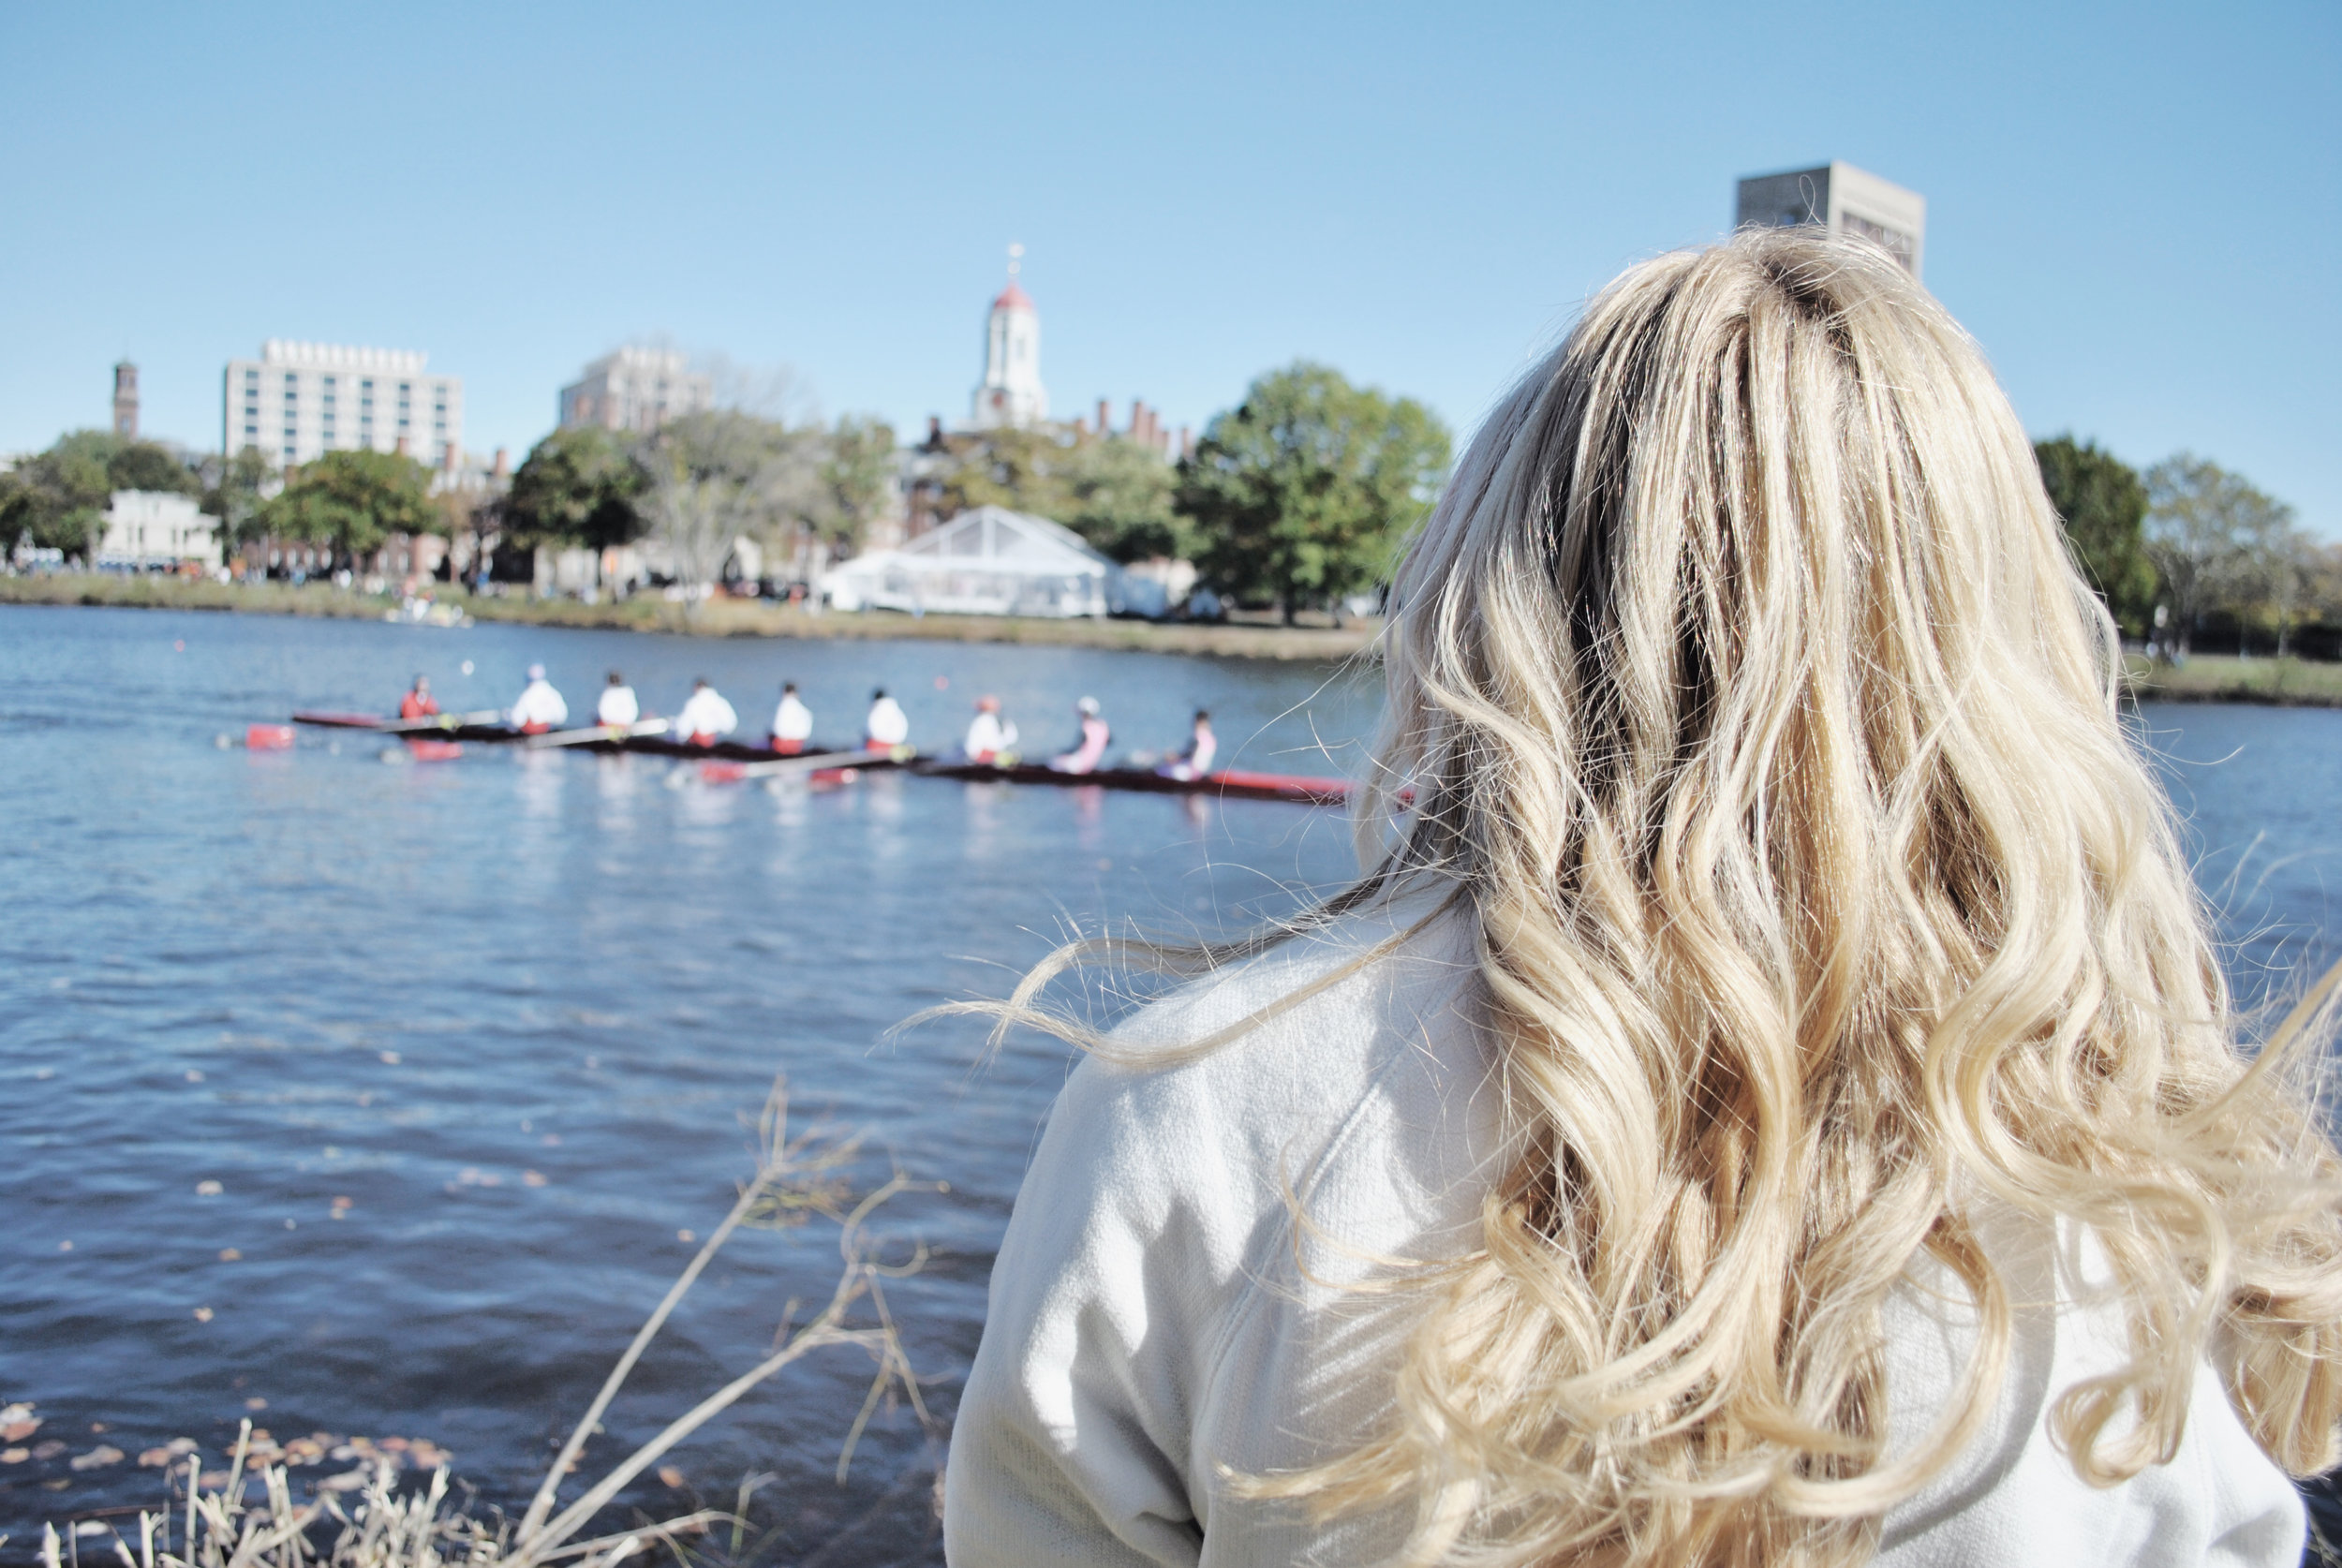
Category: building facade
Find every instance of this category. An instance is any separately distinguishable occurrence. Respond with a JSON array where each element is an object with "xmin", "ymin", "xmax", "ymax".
[
  {"xmin": 969, "ymin": 253, "xmax": 1047, "ymax": 430},
  {"xmin": 557, "ymin": 346, "xmax": 713, "ymax": 434},
  {"xmin": 222, "ymin": 341, "xmax": 464, "ymax": 469},
  {"xmin": 1734, "ymin": 162, "xmax": 1926, "ymax": 278},
  {"xmin": 96, "ymin": 490, "xmax": 221, "ymax": 570}
]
